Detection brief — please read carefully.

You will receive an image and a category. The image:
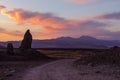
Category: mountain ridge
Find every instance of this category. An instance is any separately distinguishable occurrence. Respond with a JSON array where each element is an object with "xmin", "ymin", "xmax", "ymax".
[{"xmin": 0, "ymin": 36, "xmax": 120, "ymax": 48}]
